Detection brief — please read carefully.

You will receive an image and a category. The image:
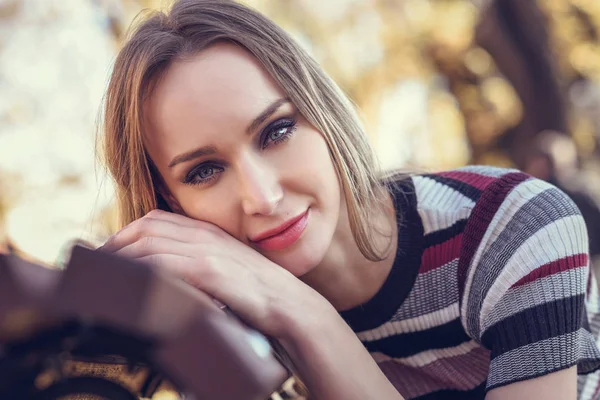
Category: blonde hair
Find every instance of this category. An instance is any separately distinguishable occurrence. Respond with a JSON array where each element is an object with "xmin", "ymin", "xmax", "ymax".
[{"xmin": 101, "ymin": 0, "xmax": 391, "ymax": 261}]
